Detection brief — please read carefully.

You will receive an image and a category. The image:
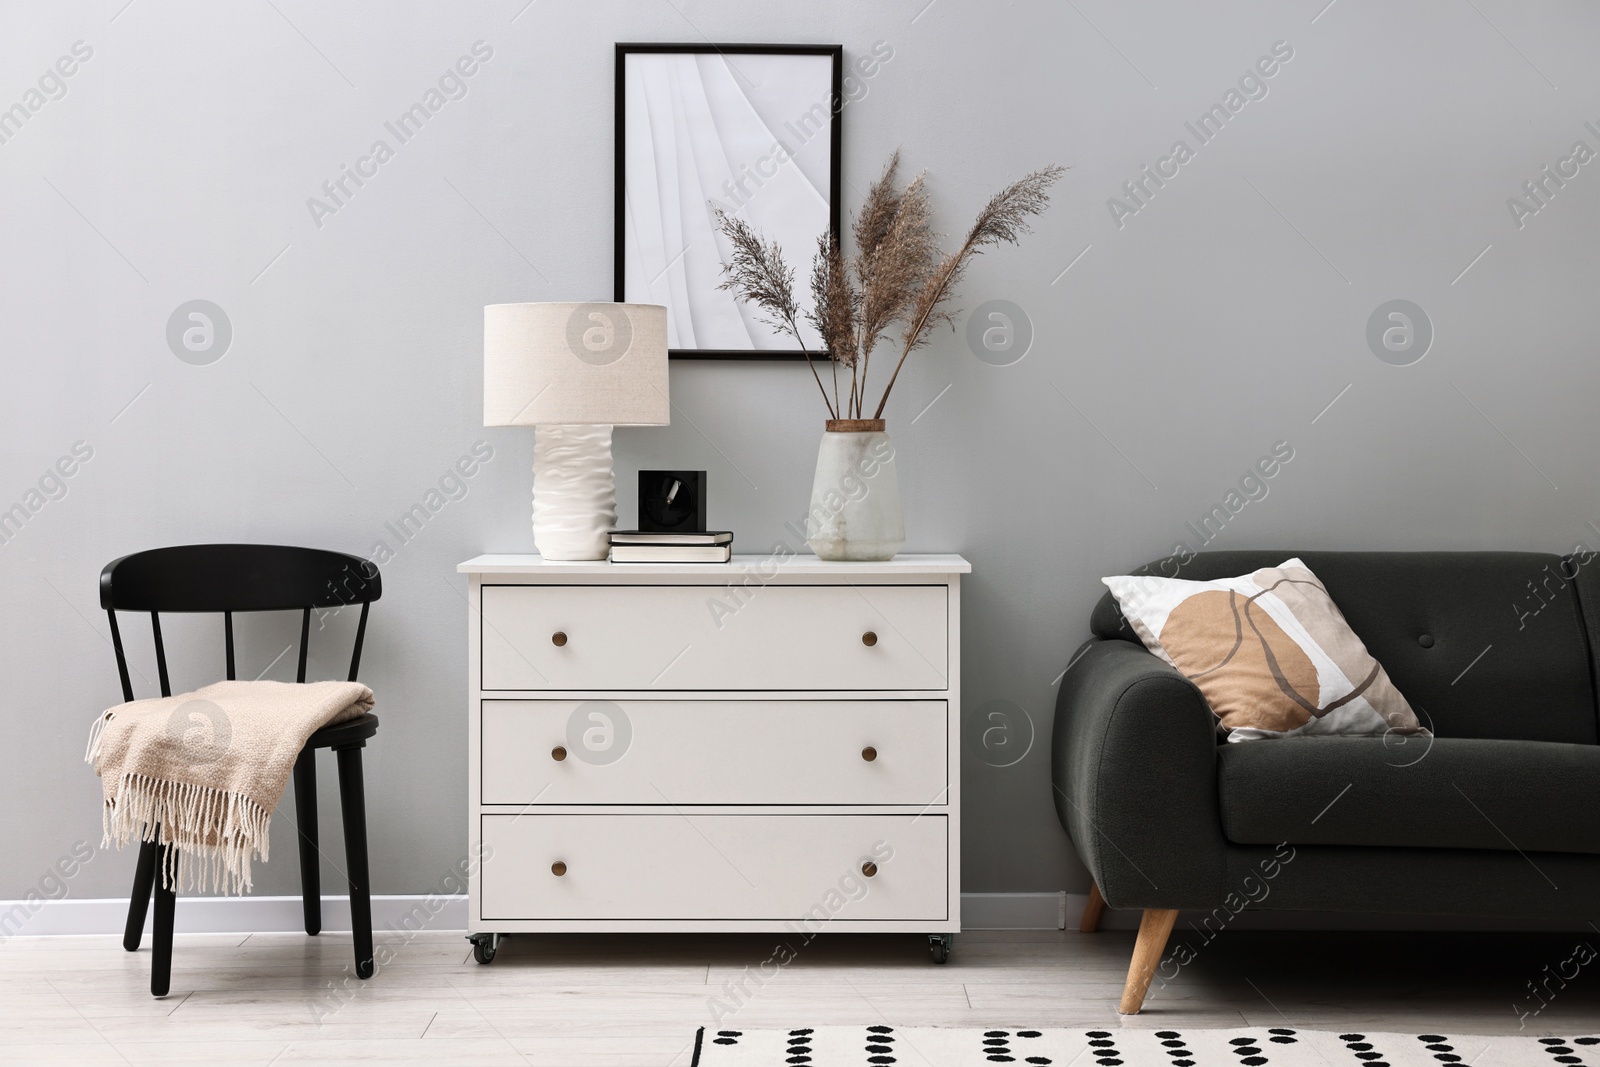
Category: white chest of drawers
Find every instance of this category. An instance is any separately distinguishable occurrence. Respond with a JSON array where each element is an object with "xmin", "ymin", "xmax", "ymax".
[{"xmin": 458, "ymin": 553, "xmax": 968, "ymax": 962}]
